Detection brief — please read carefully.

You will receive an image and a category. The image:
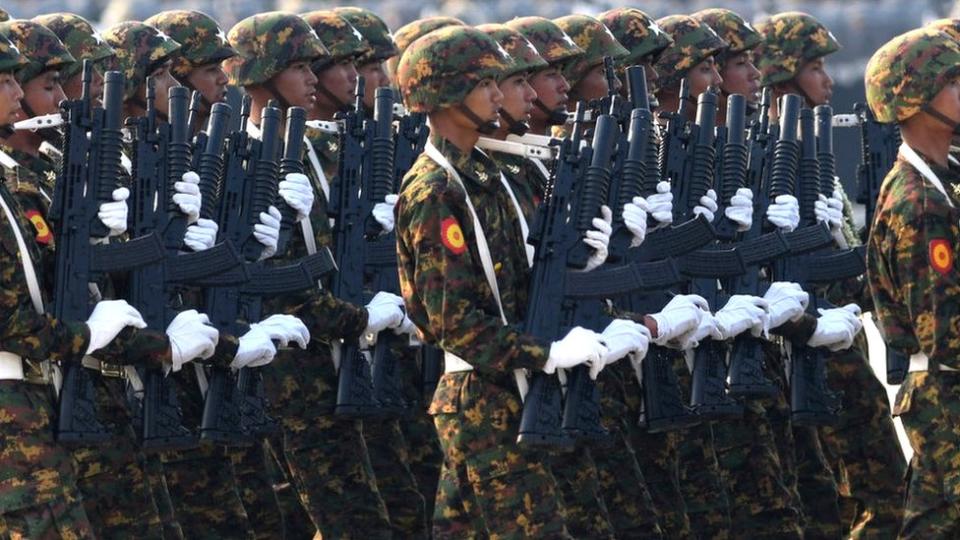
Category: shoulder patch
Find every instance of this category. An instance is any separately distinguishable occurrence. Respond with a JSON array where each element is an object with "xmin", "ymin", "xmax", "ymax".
[
  {"xmin": 929, "ymin": 239, "xmax": 953, "ymax": 275},
  {"xmin": 441, "ymin": 217, "xmax": 466, "ymax": 255},
  {"xmin": 25, "ymin": 210, "xmax": 52, "ymax": 244}
]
